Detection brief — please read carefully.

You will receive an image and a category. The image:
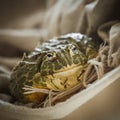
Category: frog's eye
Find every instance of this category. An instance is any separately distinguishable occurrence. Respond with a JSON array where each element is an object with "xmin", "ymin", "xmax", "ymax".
[
  {"xmin": 47, "ymin": 53, "xmax": 53, "ymax": 58},
  {"xmin": 71, "ymin": 46, "xmax": 79, "ymax": 55},
  {"xmin": 72, "ymin": 46, "xmax": 77, "ymax": 51}
]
